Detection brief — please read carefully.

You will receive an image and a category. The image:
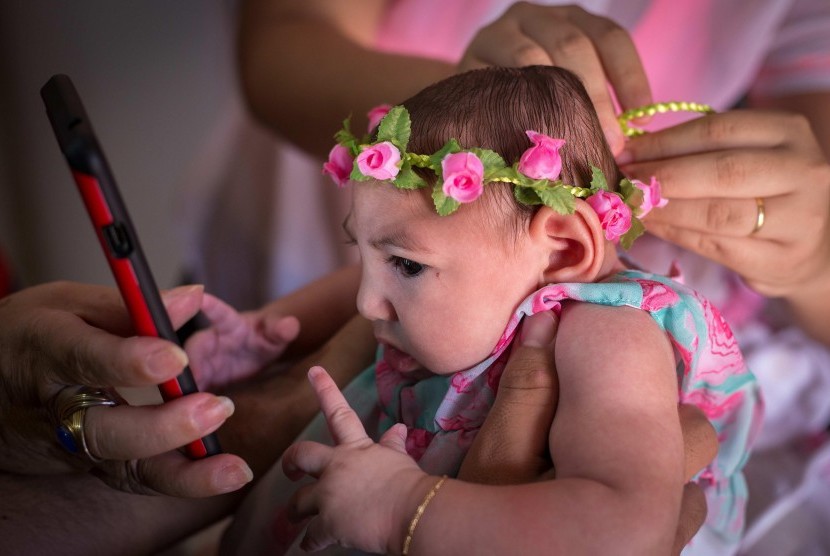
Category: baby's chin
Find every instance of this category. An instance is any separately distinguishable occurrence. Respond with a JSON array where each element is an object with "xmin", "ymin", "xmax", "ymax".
[{"xmin": 382, "ymin": 343, "xmax": 487, "ymax": 378}]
